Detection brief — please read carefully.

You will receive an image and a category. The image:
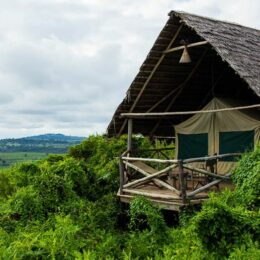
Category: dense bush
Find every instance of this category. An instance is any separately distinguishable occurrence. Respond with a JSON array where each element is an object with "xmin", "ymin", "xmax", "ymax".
[
  {"xmin": 0, "ymin": 169, "xmax": 14, "ymax": 199},
  {"xmin": 194, "ymin": 195, "xmax": 258, "ymax": 256},
  {"xmin": 232, "ymin": 146, "xmax": 260, "ymax": 209},
  {"xmin": 191, "ymin": 147, "xmax": 260, "ymax": 257},
  {"xmin": 0, "ymin": 135, "xmax": 259, "ymax": 259},
  {"xmin": 129, "ymin": 196, "xmax": 166, "ymax": 233}
]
